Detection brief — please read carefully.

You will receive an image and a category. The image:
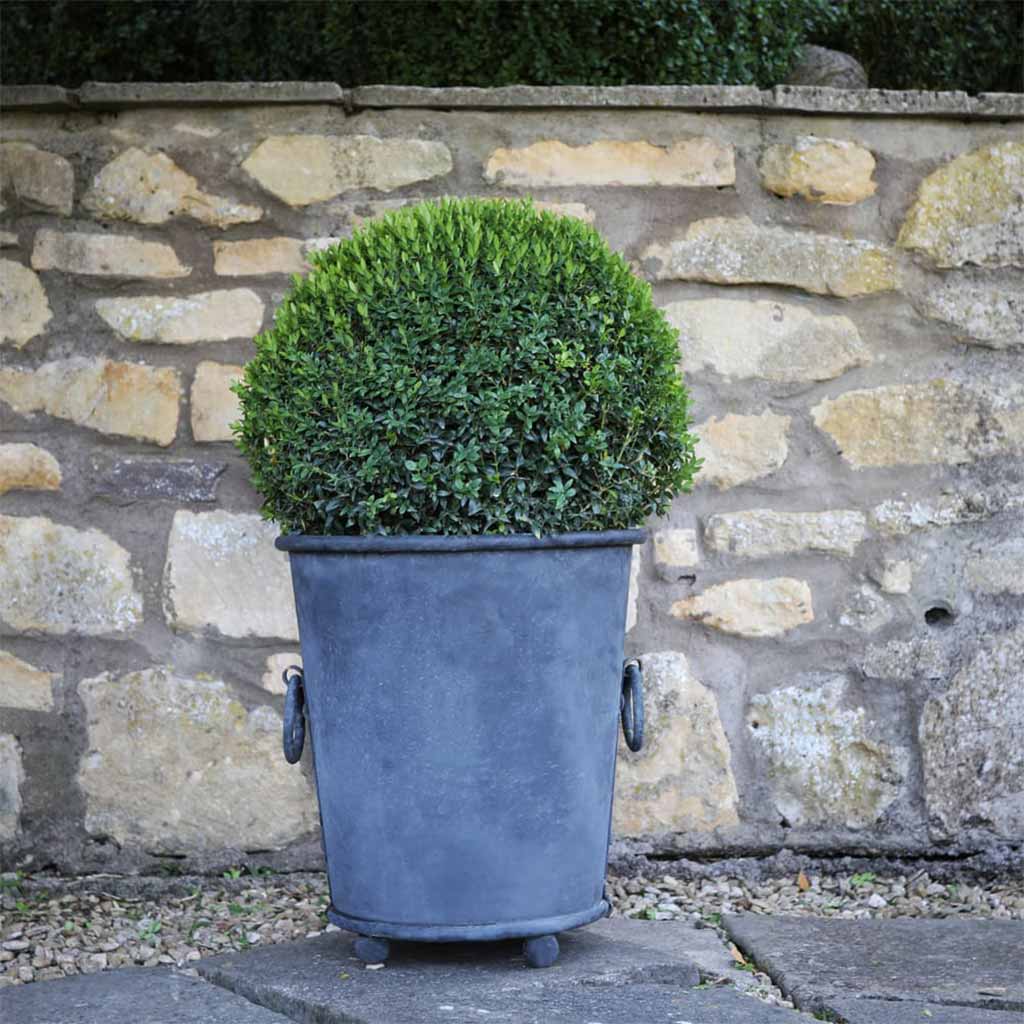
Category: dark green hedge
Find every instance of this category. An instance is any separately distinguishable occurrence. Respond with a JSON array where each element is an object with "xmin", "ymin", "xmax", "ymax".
[{"xmin": 3, "ymin": 0, "xmax": 1020, "ymax": 93}]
